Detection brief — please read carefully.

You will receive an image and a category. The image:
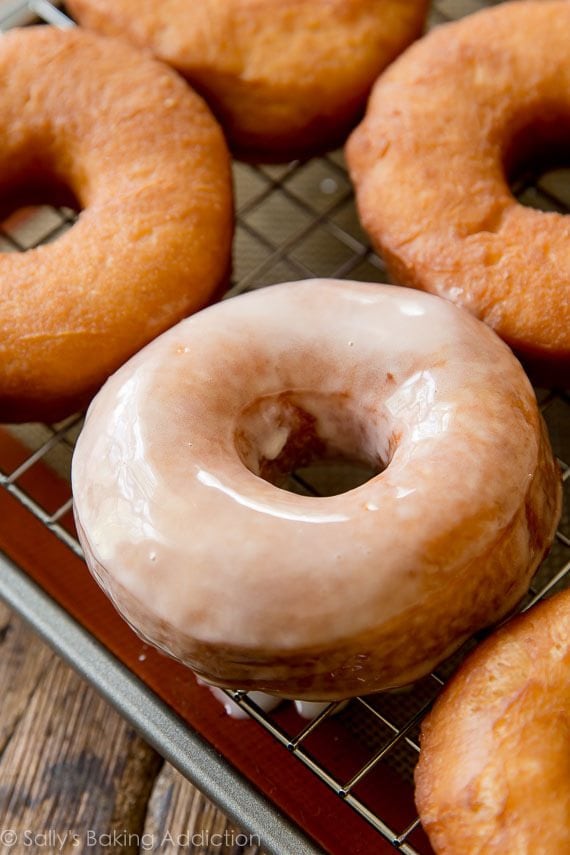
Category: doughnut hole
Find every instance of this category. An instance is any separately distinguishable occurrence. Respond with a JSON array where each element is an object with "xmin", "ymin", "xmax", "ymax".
[
  {"xmin": 503, "ymin": 107, "xmax": 570, "ymax": 212},
  {"xmin": 234, "ymin": 390, "xmax": 384, "ymax": 496},
  {"xmin": 0, "ymin": 161, "xmax": 82, "ymax": 250}
]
